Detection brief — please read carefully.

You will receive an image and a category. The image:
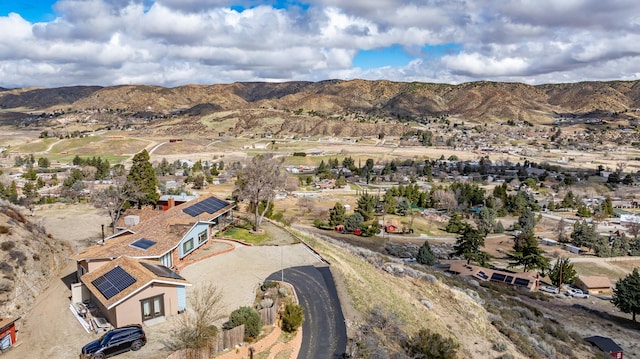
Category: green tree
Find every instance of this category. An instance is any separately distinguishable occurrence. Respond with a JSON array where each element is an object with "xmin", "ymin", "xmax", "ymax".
[
  {"xmin": 601, "ymin": 196, "xmax": 616, "ymax": 217},
  {"xmin": 445, "ymin": 213, "xmax": 465, "ymax": 234},
  {"xmin": 127, "ymin": 150, "xmax": 159, "ymax": 208},
  {"xmin": 345, "ymin": 212, "xmax": 364, "ymax": 232},
  {"xmin": 547, "ymin": 257, "xmax": 577, "ymax": 289},
  {"xmin": 355, "ymin": 192, "xmax": 377, "ymax": 221},
  {"xmin": 453, "ymin": 226, "xmax": 489, "ymax": 266},
  {"xmin": 37, "ymin": 157, "xmax": 50, "ymax": 168},
  {"xmin": 280, "ymin": 302, "xmax": 304, "ymax": 333},
  {"xmin": 611, "ymin": 268, "xmax": 640, "ymax": 323},
  {"xmin": 508, "ymin": 232, "xmax": 550, "ymax": 272},
  {"xmin": 416, "ymin": 241, "xmax": 436, "ymax": 265},
  {"xmin": 576, "ymin": 204, "xmax": 592, "ymax": 218},
  {"xmin": 225, "ymin": 306, "xmax": 263, "ymax": 340},
  {"xmin": 518, "ymin": 207, "xmax": 537, "ymax": 234},
  {"xmin": 328, "ymin": 202, "xmax": 346, "ymax": 227},
  {"xmin": 382, "ymin": 191, "xmax": 397, "ymax": 215},
  {"xmin": 475, "ymin": 207, "xmax": 497, "ymax": 235},
  {"xmin": 560, "ymin": 191, "xmax": 578, "ymax": 209},
  {"xmin": 571, "ymin": 220, "xmax": 598, "ymax": 251},
  {"xmin": 396, "ymin": 197, "xmax": 411, "ymax": 216},
  {"xmin": 233, "ymin": 154, "xmax": 286, "ymax": 232}
]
